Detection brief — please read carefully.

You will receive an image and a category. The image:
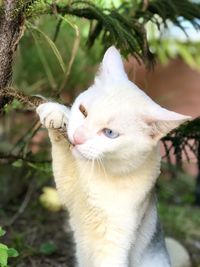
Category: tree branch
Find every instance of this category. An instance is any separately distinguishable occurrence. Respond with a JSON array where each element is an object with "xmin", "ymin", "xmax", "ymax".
[
  {"xmin": 0, "ymin": 0, "xmax": 25, "ymax": 107},
  {"xmin": 0, "ymin": 87, "xmax": 46, "ymax": 108}
]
